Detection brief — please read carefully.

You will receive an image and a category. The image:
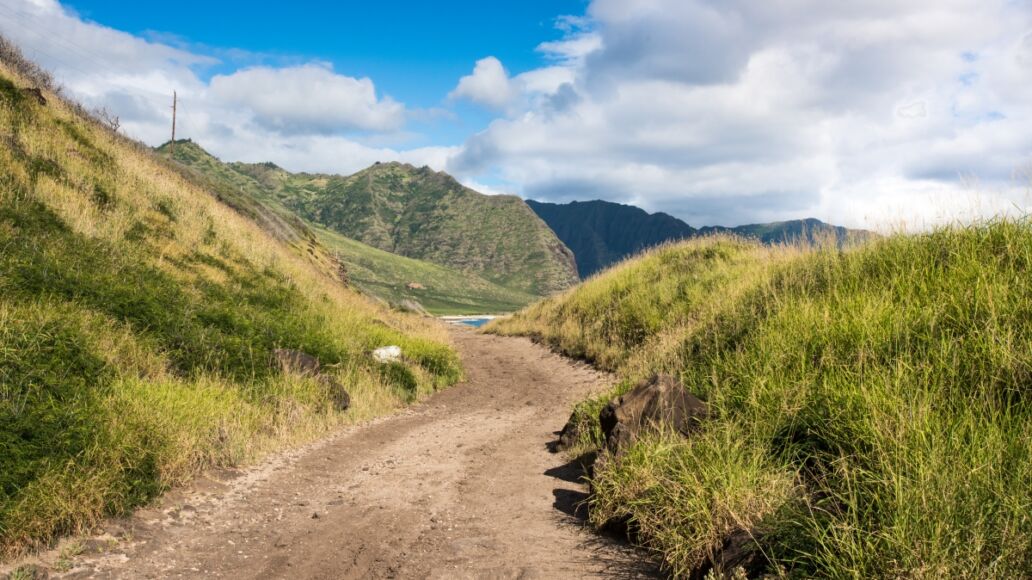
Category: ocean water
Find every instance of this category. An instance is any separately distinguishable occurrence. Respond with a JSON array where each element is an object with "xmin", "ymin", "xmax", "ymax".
[{"xmin": 459, "ymin": 318, "xmax": 491, "ymax": 328}]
